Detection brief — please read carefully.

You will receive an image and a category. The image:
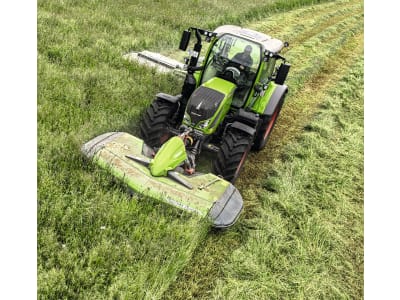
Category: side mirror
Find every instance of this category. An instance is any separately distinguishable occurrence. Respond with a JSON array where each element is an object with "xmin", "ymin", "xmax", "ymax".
[
  {"xmin": 179, "ymin": 30, "xmax": 191, "ymax": 51},
  {"xmin": 275, "ymin": 63, "xmax": 291, "ymax": 85}
]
